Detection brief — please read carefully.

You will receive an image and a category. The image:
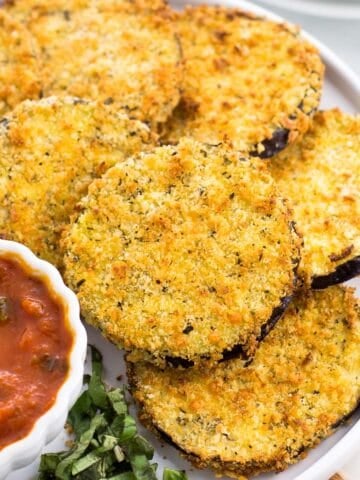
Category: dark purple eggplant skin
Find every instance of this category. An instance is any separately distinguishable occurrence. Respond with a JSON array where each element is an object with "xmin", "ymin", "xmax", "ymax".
[
  {"xmin": 164, "ymin": 293, "xmax": 294, "ymax": 368},
  {"xmin": 154, "ymin": 426, "xmax": 188, "ymax": 454},
  {"xmin": 221, "ymin": 293, "xmax": 293, "ymax": 365},
  {"xmin": 144, "ymin": 407, "xmax": 358, "ymax": 479},
  {"xmin": 151, "ymin": 423, "xmax": 308, "ymax": 476},
  {"xmin": 311, "ymin": 256, "xmax": 360, "ymax": 290},
  {"xmin": 332, "ymin": 401, "xmax": 360, "ymax": 429},
  {"xmin": 165, "ymin": 356, "xmax": 195, "ymax": 369},
  {"xmin": 250, "ymin": 128, "xmax": 290, "ymax": 159},
  {"xmin": 132, "ymin": 385, "xmax": 360, "ymax": 479},
  {"xmin": 257, "ymin": 294, "xmax": 293, "ymax": 342},
  {"xmin": 249, "ymin": 85, "xmax": 320, "ymax": 159},
  {"xmin": 135, "ymin": 265, "xmax": 300, "ymax": 369},
  {"xmin": 220, "ymin": 343, "xmax": 247, "ymax": 363}
]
